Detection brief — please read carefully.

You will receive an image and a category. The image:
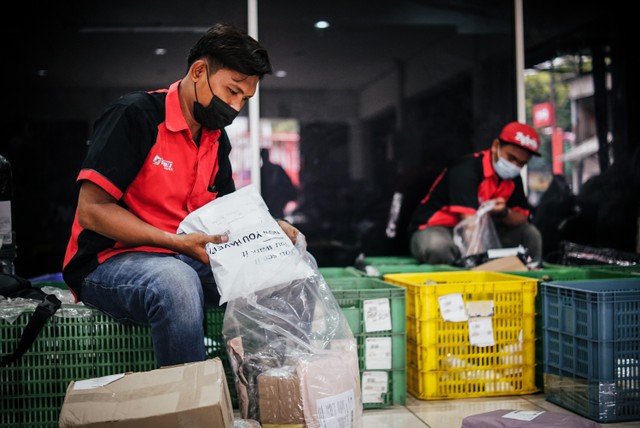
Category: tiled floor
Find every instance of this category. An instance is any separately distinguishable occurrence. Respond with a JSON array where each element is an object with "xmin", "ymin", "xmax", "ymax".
[
  {"xmin": 232, "ymin": 392, "xmax": 640, "ymax": 427},
  {"xmin": 359, "ymin": 393, "xmax": 640, "ymax": 427}
]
